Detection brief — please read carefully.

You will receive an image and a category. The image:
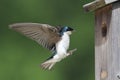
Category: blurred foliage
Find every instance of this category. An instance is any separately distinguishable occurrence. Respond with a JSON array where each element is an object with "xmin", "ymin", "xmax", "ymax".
[{"xmin": 0, "ymin": 0, "xmax": 94, "ymax": 80}]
